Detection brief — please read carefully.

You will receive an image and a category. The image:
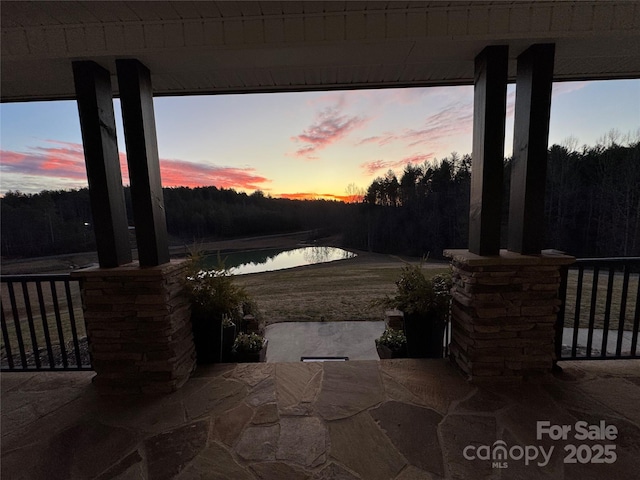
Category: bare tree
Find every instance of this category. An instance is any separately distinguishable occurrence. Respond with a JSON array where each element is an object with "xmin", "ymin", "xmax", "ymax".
[{"xmin": 344, "ymin": 183, "xmax": 365, "ymax": 203}]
